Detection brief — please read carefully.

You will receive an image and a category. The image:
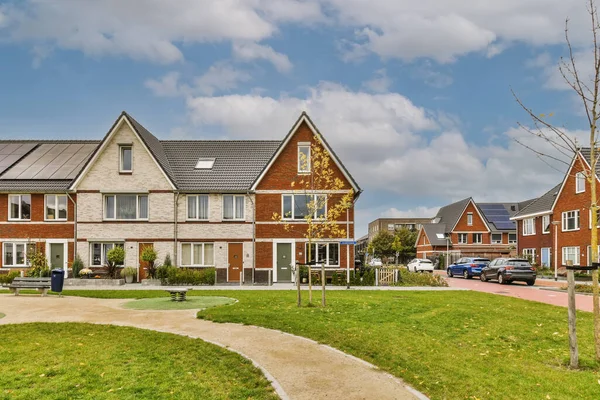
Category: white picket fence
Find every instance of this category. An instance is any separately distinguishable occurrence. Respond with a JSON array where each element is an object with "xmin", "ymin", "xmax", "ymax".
[{"xmin": 375, "ymin": 268, "xmax": 400, "ymax": 286}]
